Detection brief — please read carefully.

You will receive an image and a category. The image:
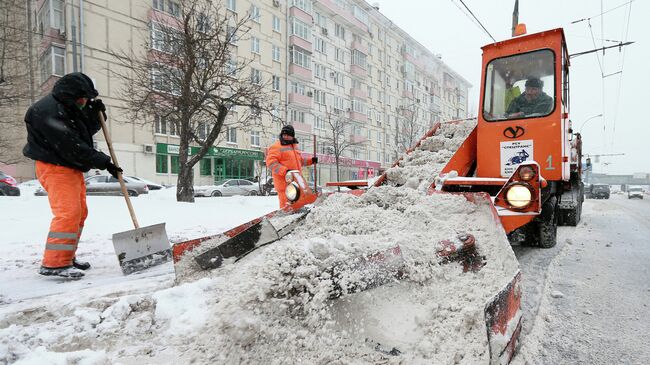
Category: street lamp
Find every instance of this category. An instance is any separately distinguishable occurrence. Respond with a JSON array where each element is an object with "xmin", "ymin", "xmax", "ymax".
[{"xmin": 578, "ymin": 114, "xmax": 603, "ymax": 134}]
